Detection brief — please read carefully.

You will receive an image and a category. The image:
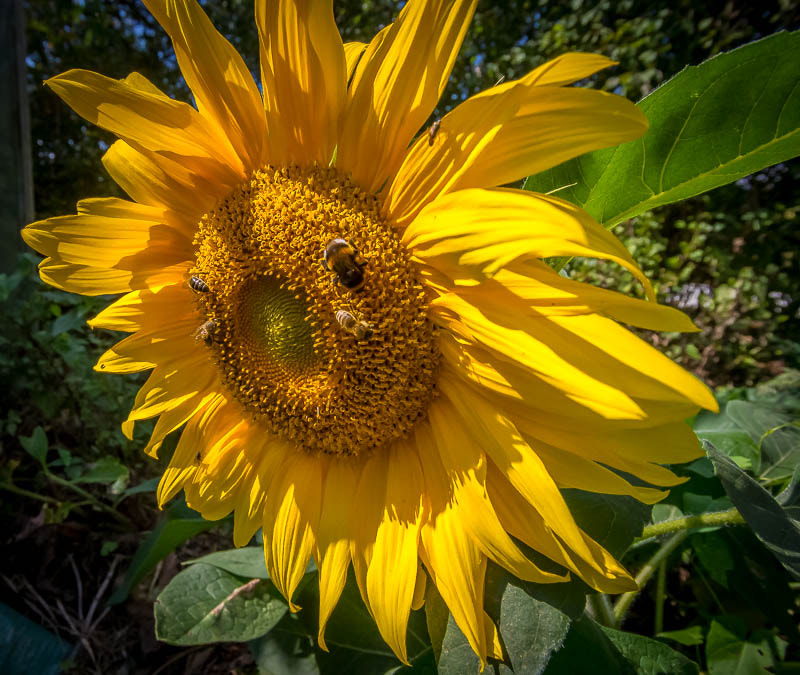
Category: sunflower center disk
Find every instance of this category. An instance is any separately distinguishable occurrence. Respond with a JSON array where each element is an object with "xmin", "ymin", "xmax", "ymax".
[{"xmin": 193, "ymin": 165, "xmax": 440, "ymax": 456}]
